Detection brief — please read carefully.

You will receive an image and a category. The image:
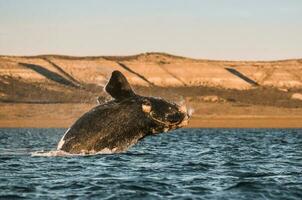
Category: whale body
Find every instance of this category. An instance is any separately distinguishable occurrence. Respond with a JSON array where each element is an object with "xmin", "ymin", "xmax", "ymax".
[{"xmin": 57, "ymin": 70, "xmax": 191, "ymax": 154}]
